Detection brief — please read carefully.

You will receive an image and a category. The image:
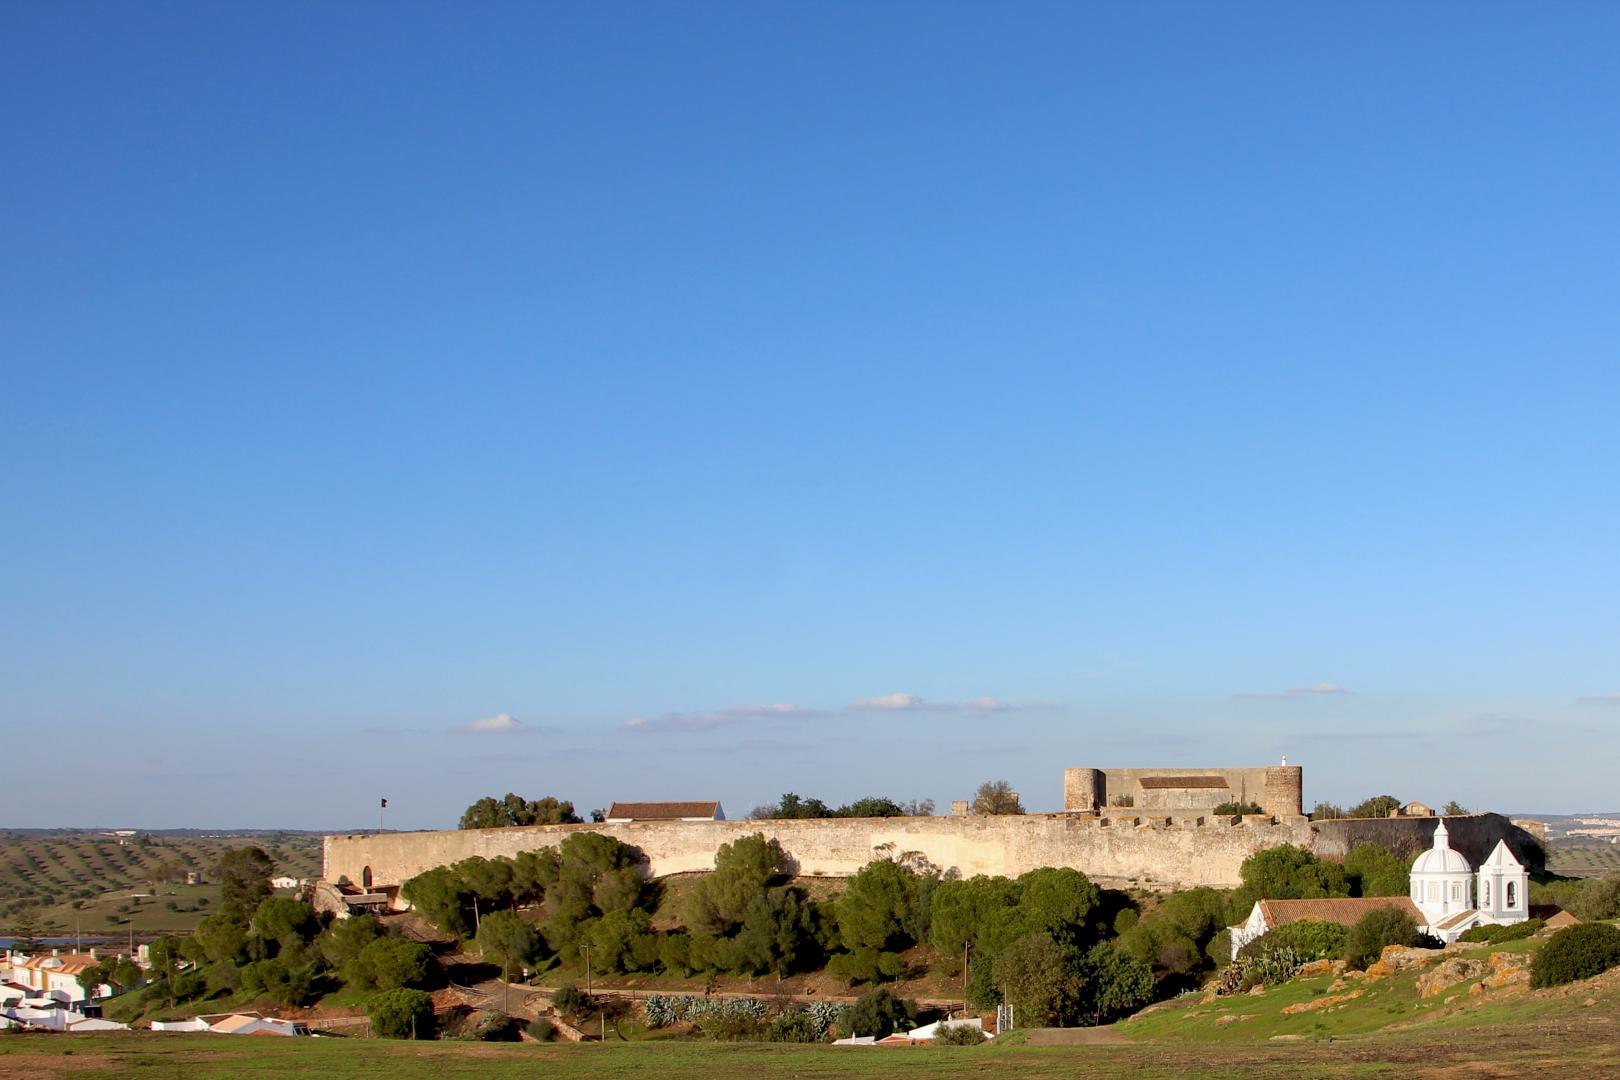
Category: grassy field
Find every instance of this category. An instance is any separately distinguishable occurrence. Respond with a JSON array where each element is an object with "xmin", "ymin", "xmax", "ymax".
[
  {"xmin": 10, "ymin": 931, "xmax": 1620, "ymax": 1078},
  {"xmin": 0, "ymin": 832, "xmax": 321, "ymax": 936}
]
